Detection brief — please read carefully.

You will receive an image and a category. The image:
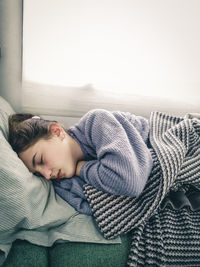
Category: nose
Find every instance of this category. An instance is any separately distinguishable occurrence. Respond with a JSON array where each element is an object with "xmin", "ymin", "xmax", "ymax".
[{"xmin": 38, "ymin": 166, "xmax": 52, "ymax": 180}]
